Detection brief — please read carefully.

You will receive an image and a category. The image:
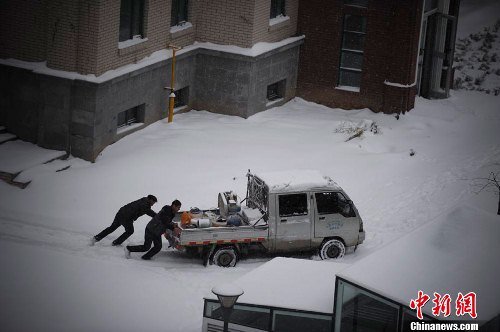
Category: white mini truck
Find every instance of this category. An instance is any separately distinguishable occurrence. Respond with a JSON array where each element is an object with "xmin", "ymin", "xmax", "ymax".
[{"xmin": 176, "ymin": 170, "xmax": 365, "ymax": 267}]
